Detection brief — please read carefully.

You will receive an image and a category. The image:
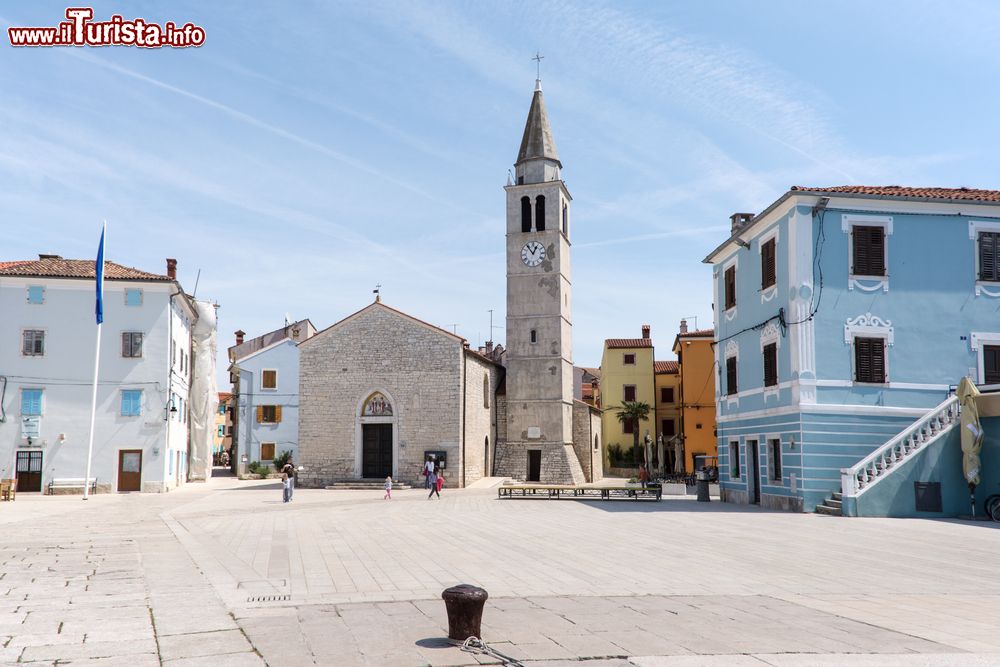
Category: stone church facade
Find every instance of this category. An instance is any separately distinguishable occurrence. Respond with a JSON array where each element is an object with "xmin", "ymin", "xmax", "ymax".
[{"xmin": 297, "ymin": 79, "xmax": 602, "ymax": 488}]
